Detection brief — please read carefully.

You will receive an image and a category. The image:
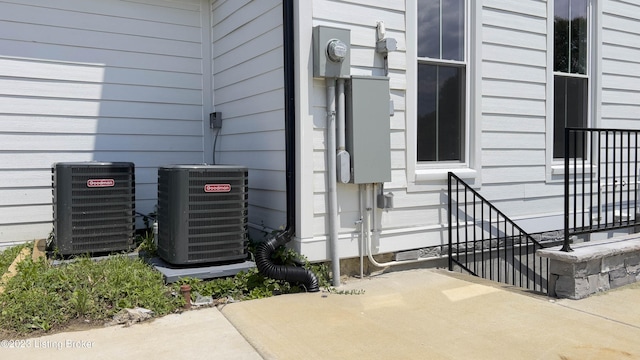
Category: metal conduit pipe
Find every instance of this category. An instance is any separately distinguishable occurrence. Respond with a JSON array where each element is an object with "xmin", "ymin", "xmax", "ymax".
[
  {"xmin": 326, "ymin": 78, "xmax": 341, "ymax": 287},
  {"xmin": 255, "ymin": 0, "xmax": 319, "ymax": 292},
  {"xmin": 337, "ymin": 79, "xmax": 346, "ymax": 152}
]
